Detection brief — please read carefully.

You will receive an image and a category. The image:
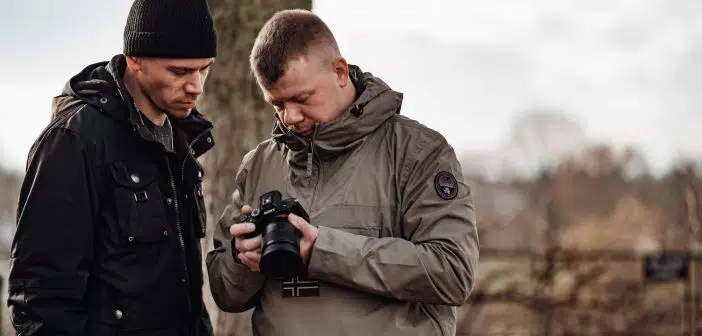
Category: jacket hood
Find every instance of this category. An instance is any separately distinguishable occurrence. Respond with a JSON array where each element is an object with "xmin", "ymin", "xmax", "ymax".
[
  {"xmin": 51, "ymin": 60, "xmax": 115, "ymax": 118},
  {"xmin": 51, "ymin": 54, "xmax": 214, "ymax": 157},
  {"xmin": 272, "ymin": 65, "xmax": 403, "ymax": 166}
]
